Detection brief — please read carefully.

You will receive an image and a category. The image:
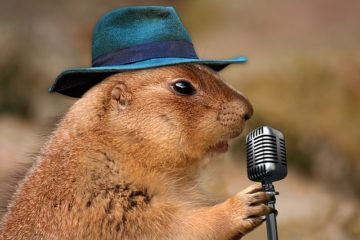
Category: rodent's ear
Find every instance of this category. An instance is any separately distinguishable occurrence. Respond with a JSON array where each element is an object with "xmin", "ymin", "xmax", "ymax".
[{"xmin": 111, "ymin": 82, "xmax": 132, "ymax": 110}]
